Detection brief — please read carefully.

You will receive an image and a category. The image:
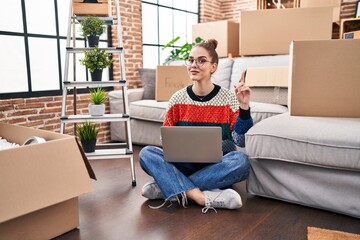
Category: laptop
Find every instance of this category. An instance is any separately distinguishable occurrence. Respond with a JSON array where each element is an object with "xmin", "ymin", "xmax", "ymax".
[{"xmin": 160, "ymin": 126, "xmax": 223, "ymax": 163}]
